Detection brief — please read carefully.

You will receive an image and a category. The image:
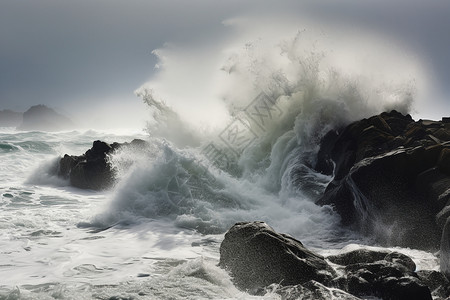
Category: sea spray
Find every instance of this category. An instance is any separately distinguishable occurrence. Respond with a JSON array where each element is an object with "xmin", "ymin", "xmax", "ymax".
[{"xmin": 102, "ymin": 29, "xmax": 419, "ymax": 243}]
